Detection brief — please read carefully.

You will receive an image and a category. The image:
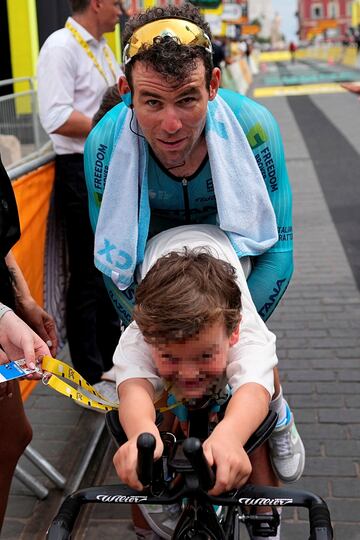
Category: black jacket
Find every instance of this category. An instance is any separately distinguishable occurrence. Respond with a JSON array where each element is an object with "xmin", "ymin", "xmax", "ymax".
[{"xmin": 0, "ymin": 156, "xmax": 20, "ymax": 306}]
